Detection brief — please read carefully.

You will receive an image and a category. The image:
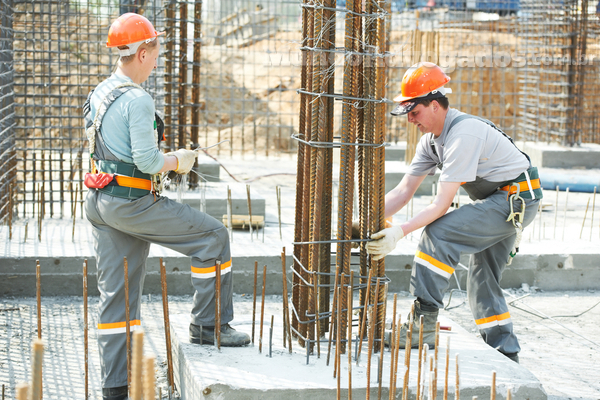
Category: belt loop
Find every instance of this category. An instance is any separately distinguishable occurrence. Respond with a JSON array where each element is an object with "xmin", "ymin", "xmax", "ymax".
[{"xmin": 524, "ymin": 169, "xmax": 535, "ymax": 199}]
